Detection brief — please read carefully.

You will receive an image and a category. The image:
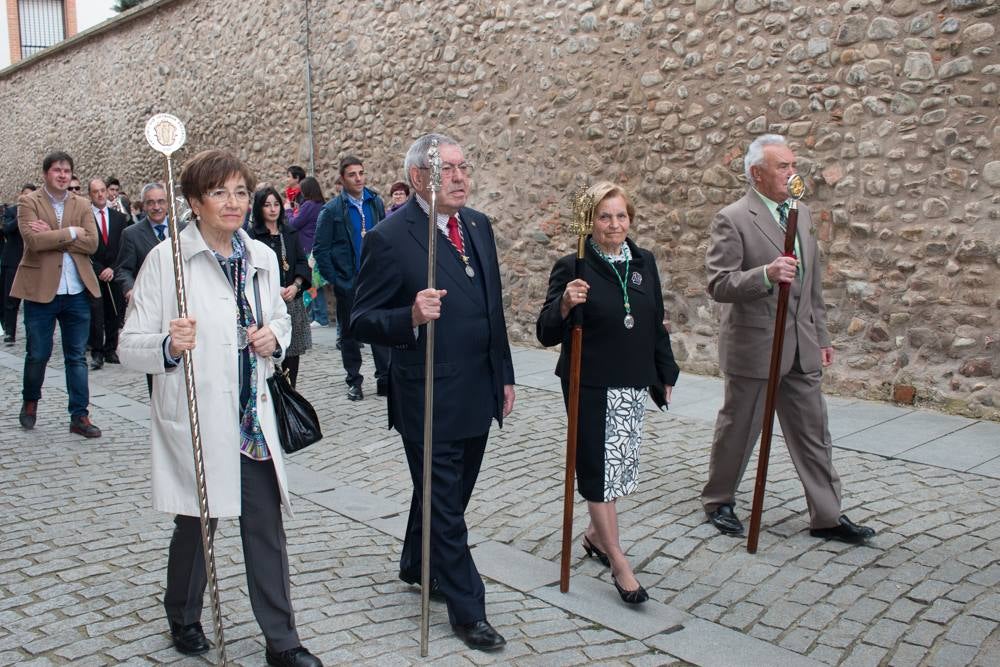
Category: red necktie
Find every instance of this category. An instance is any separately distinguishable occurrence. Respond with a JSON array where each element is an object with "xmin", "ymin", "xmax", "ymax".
[
  {"xmin": 447, "ymin": 216, "xmax": 464, "ymax": 254},
  {"xmin": 99, "ymin": 209, "xmax": 108, "ymax": 245}
]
